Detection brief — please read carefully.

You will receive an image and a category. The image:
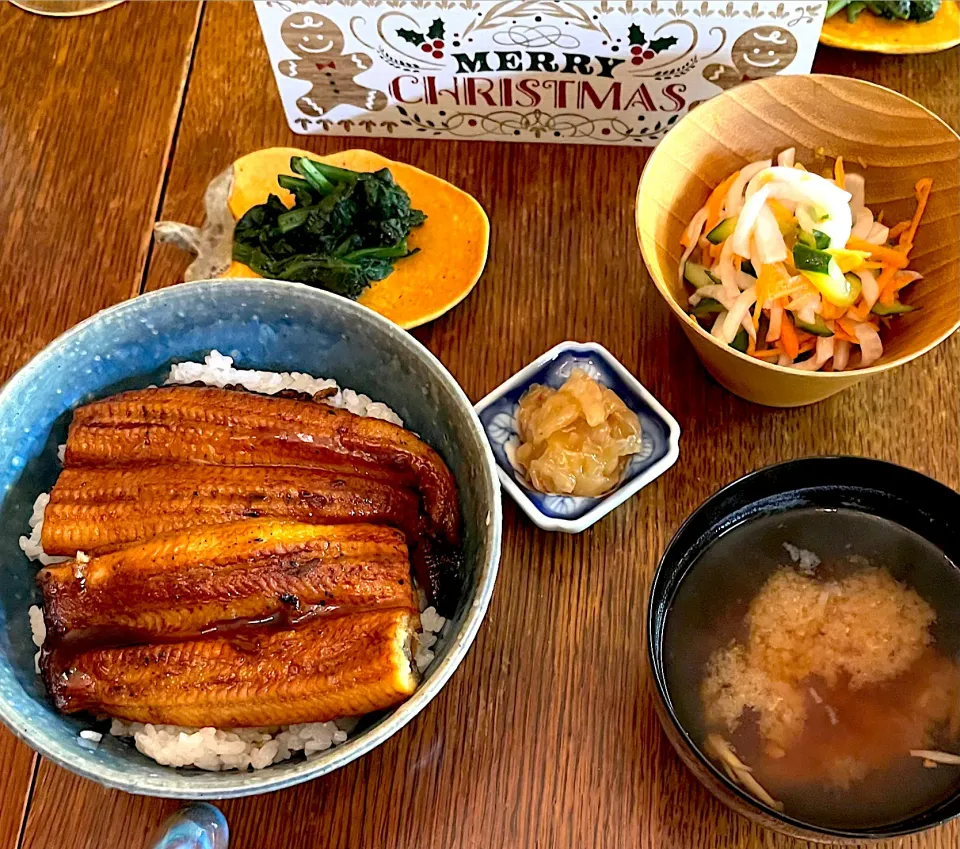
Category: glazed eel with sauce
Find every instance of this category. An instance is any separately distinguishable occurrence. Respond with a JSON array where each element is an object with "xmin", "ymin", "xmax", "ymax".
[{"xmin": 36, "ymin": 385, "xmax": 462, "ymax": 727}]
